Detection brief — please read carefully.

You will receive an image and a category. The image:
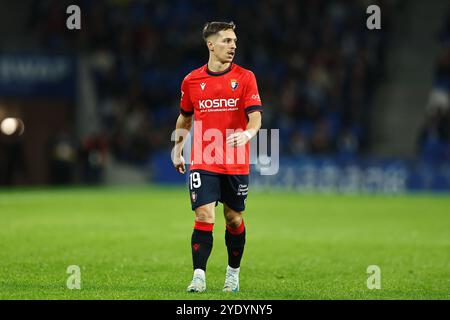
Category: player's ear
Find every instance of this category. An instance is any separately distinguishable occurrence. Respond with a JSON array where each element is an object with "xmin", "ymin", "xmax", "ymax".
[{"xmin": 207, "ymin": 40, "xmax": 214, "ymax": 52}]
